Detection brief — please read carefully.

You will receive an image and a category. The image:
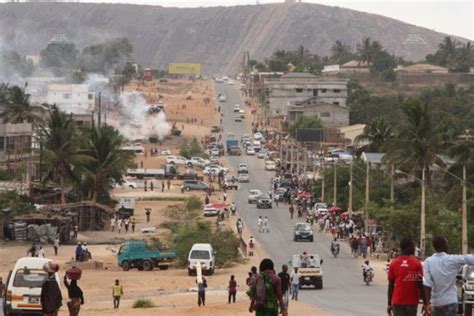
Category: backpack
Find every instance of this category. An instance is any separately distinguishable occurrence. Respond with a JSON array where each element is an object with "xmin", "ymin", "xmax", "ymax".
[{"xmin": 252, "ymin": 272, "xmax": 278, "ymax": 311}]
